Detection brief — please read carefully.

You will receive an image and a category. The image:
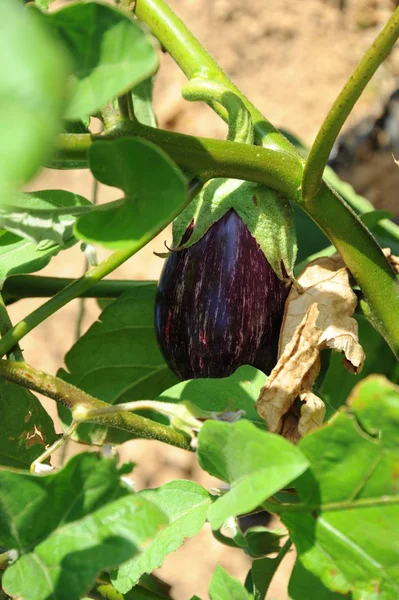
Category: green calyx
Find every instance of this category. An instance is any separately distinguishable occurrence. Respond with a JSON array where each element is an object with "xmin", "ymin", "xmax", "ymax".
[
  {"xmin": 172, "ymin": 178, "xmax": 297, "ymax": 280},
  {"xmin": 171, "ymin": 79, "xmax": 297, "ymax": 280}
]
